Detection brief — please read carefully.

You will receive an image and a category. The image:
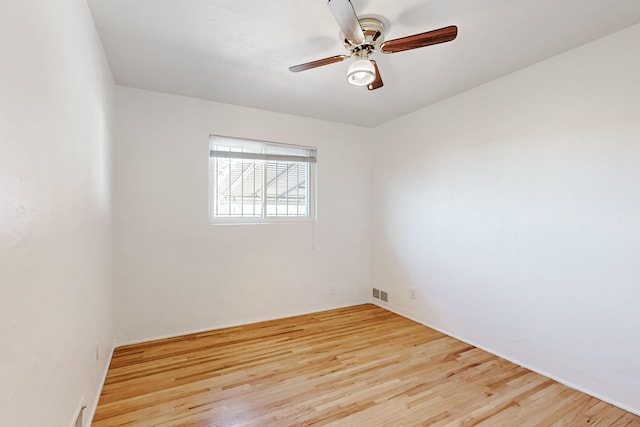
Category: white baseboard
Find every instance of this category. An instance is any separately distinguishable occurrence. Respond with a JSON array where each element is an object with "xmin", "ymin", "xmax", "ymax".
[
  {"xmin": 87, "ymin": 299, "xmax": 638, "ymax": 424},
  {"xmin": 85, "ymin": 345, "xmax": 115, "ymax": 427},
  {"xmin": 370, "ymin": 298, "xmax": 640, "ymax": 417},
  {"xmin": 114, "ymin": 299, "xmax": 369, "ymax": 348}
]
